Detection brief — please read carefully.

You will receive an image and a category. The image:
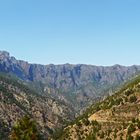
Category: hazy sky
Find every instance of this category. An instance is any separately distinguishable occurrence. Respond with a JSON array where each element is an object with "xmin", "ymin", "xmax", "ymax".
[{"xmin": 0, "ymin": 0, "xmax": 140, "ymax": 66}]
